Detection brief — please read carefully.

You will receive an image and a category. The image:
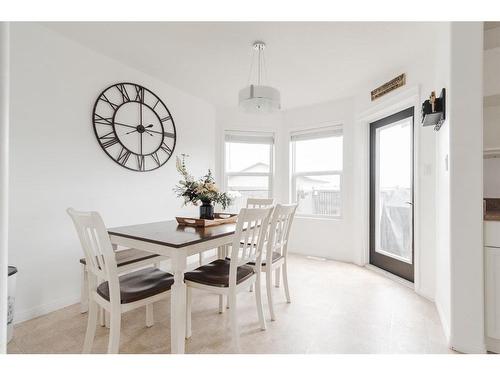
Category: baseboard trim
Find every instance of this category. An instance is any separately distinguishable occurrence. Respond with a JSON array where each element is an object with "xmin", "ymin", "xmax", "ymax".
[
  {"xmin": 435, "ymin": 298, "xmax": 451, "ymax": 345},
  {"xmin": 450, "ymin": 341, "xmax": 487, "ymax": 354},
  {"xmin": 486, "ymin": 337, "xmax": 500, "ymax": 353},
  {"xmin": 14, "ymin": 293, "xmax": 80, "ymax": 324}
]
